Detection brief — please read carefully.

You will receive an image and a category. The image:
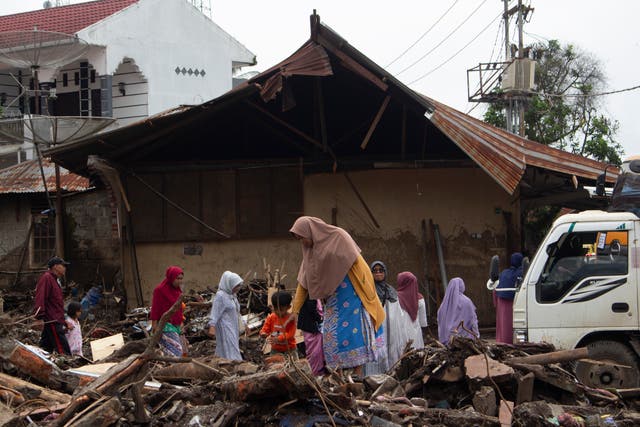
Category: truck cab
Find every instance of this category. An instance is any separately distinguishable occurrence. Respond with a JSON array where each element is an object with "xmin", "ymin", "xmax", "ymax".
[{"xmin": 507, "ymin": 157, "xmax": 640, "ymax": 388}]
